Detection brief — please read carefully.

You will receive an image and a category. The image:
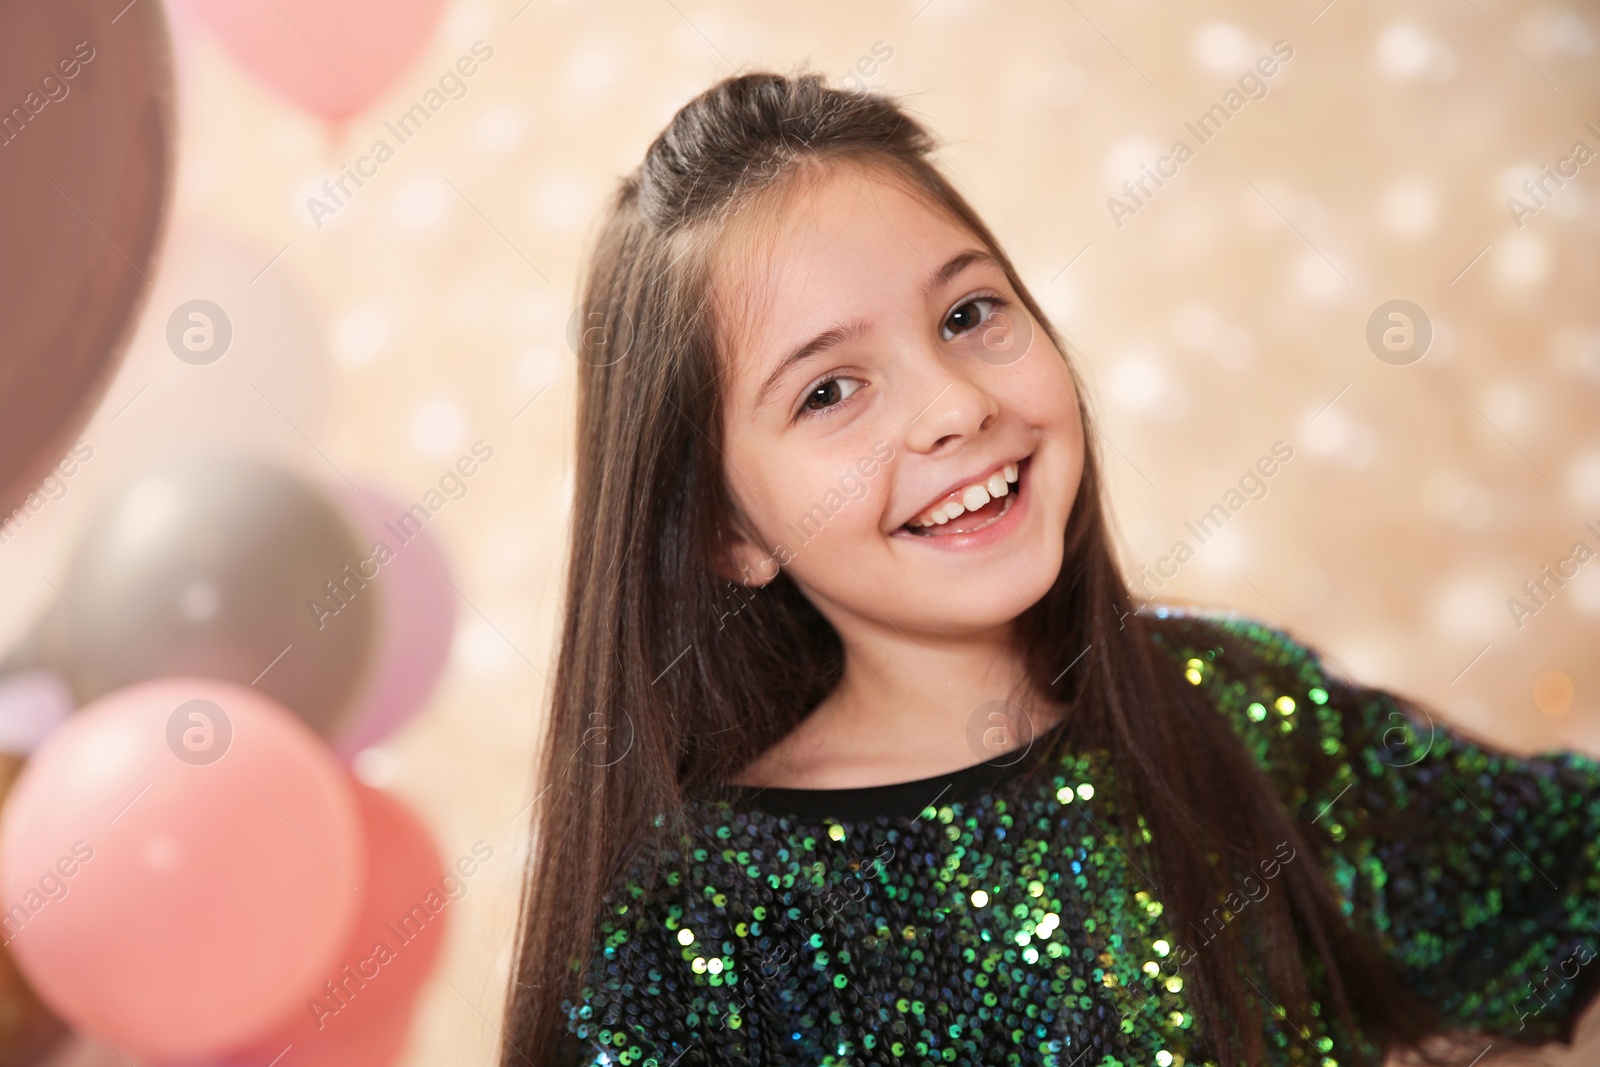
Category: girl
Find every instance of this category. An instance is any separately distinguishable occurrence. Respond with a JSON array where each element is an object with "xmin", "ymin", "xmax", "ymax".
[{"xmin": 501, "ymin": 72, "xmax": 1600, "ymax": 1066}]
